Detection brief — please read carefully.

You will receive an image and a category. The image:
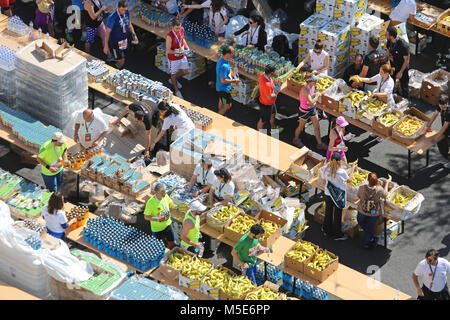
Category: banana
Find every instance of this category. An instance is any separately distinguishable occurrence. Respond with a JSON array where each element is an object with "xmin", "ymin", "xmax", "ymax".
[
  {"xmin": 307, "ymin": 249, "xmax": 336, "ymax": 271},
  {"xmin": 260, "ymin": 220, "xmax": 279, "ymax": 240},
  {"xmin": 245, "ymin": 287, "xmax": 279, "ymax": 300},
  {"xmin": 380, "ymin": 112, "xmax": 401, "ymax": 127},
  {"xmin": 213, "ymin": 204, "xmax": 240, "ymax": 222},
  {"xmin": 202, "ymin": 267, "xmax": 235, "ymax": 289},
  {"xmin": 316, "ymin": 77, "xmax": 334, "ymax": 92},
  {"xmin": 347, "ymin": 168, "xmax": 369, "ymax": 187},
  {"xmin": 181, "ymin": 256, "xmax": 213, "ymax": 280},
  {"xmin": 286, "ymin": 240, "xmax": 316, "ymax": 262},
  {"xmin": 365, "ymin": 98, "xmax": 388, "ymax": 115},
  {"xmin": 227, "ymin": 214, "xmax": 255, "ymax": 234},
  {"xmin": 344, "ymin": 91, "xmax": 365, "ymax": 108},
  {"xmin": 166, "ymin": 252, "xmax": 192, "ymax": 269},
  {"xmin": 391, "ymin": 190, "xmax": 415, "ymax": 207},
  {"xmin": 223, "ymin": 276, "xmax": 256, "ymax": 298},
  {"xmin": 396, "ymin": 116, "xmax": 423, "ymax": 136}
]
